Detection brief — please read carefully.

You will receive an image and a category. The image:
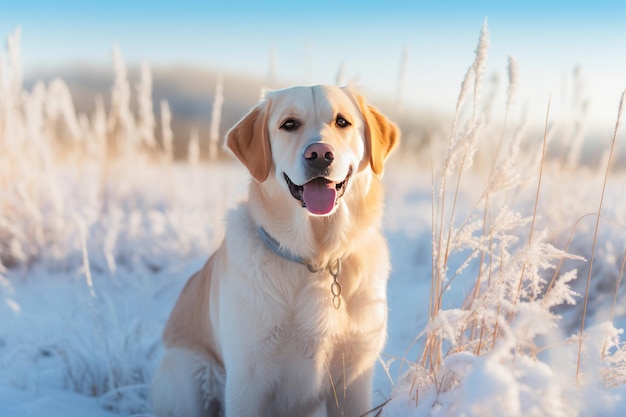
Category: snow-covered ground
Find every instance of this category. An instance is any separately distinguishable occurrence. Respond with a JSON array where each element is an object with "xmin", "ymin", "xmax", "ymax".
[
  {"xmin": 3, "ymin": 24, "xmax": 626, "ymax": 416},
  {"xmin": 0, "ymin": 156, "xmax": 432, "ymax": 416},
  {"xmin": 2, "ymin": 156, "xmax": 626, "ymax": 417}
]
